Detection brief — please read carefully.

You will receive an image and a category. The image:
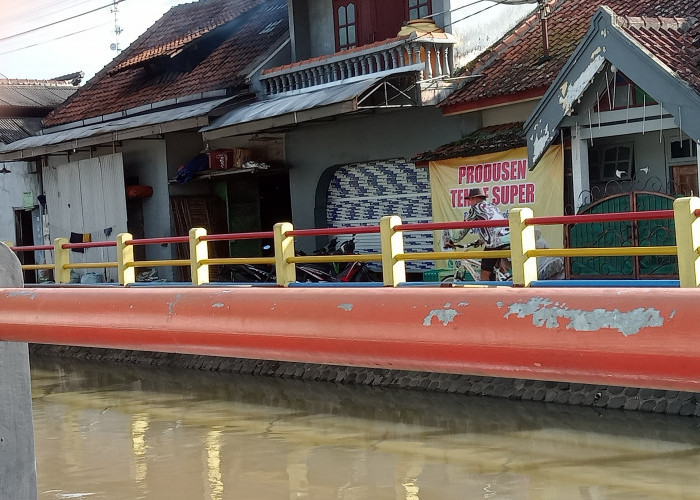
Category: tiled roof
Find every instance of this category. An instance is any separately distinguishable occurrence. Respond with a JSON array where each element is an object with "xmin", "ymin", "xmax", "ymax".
[
  {"xmin": 43, "ymin": 0, "xmax": 288, "ymax": 128},
  {"xmin": 440, "ymin": 0, "xmax": 700, "ymax": 113},
  {"xmin": 0, "ymin": 79, "xmax": 77, "ymax": 109},
  {"xmin": 617, "ymin": 15, "xmax": 700, "ymax": 94},
  {"xmin": 412, "ymin": 122, "xmax": 526, "ymax": 164}
]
